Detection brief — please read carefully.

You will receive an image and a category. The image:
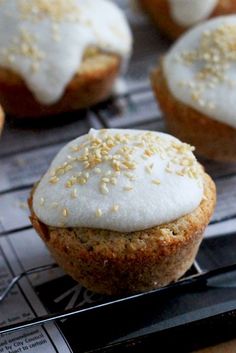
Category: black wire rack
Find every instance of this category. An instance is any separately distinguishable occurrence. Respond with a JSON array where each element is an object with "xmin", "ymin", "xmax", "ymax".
[{"xmin": 1, "ymin": 259, "xmax": 236, "ymax": 337}]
